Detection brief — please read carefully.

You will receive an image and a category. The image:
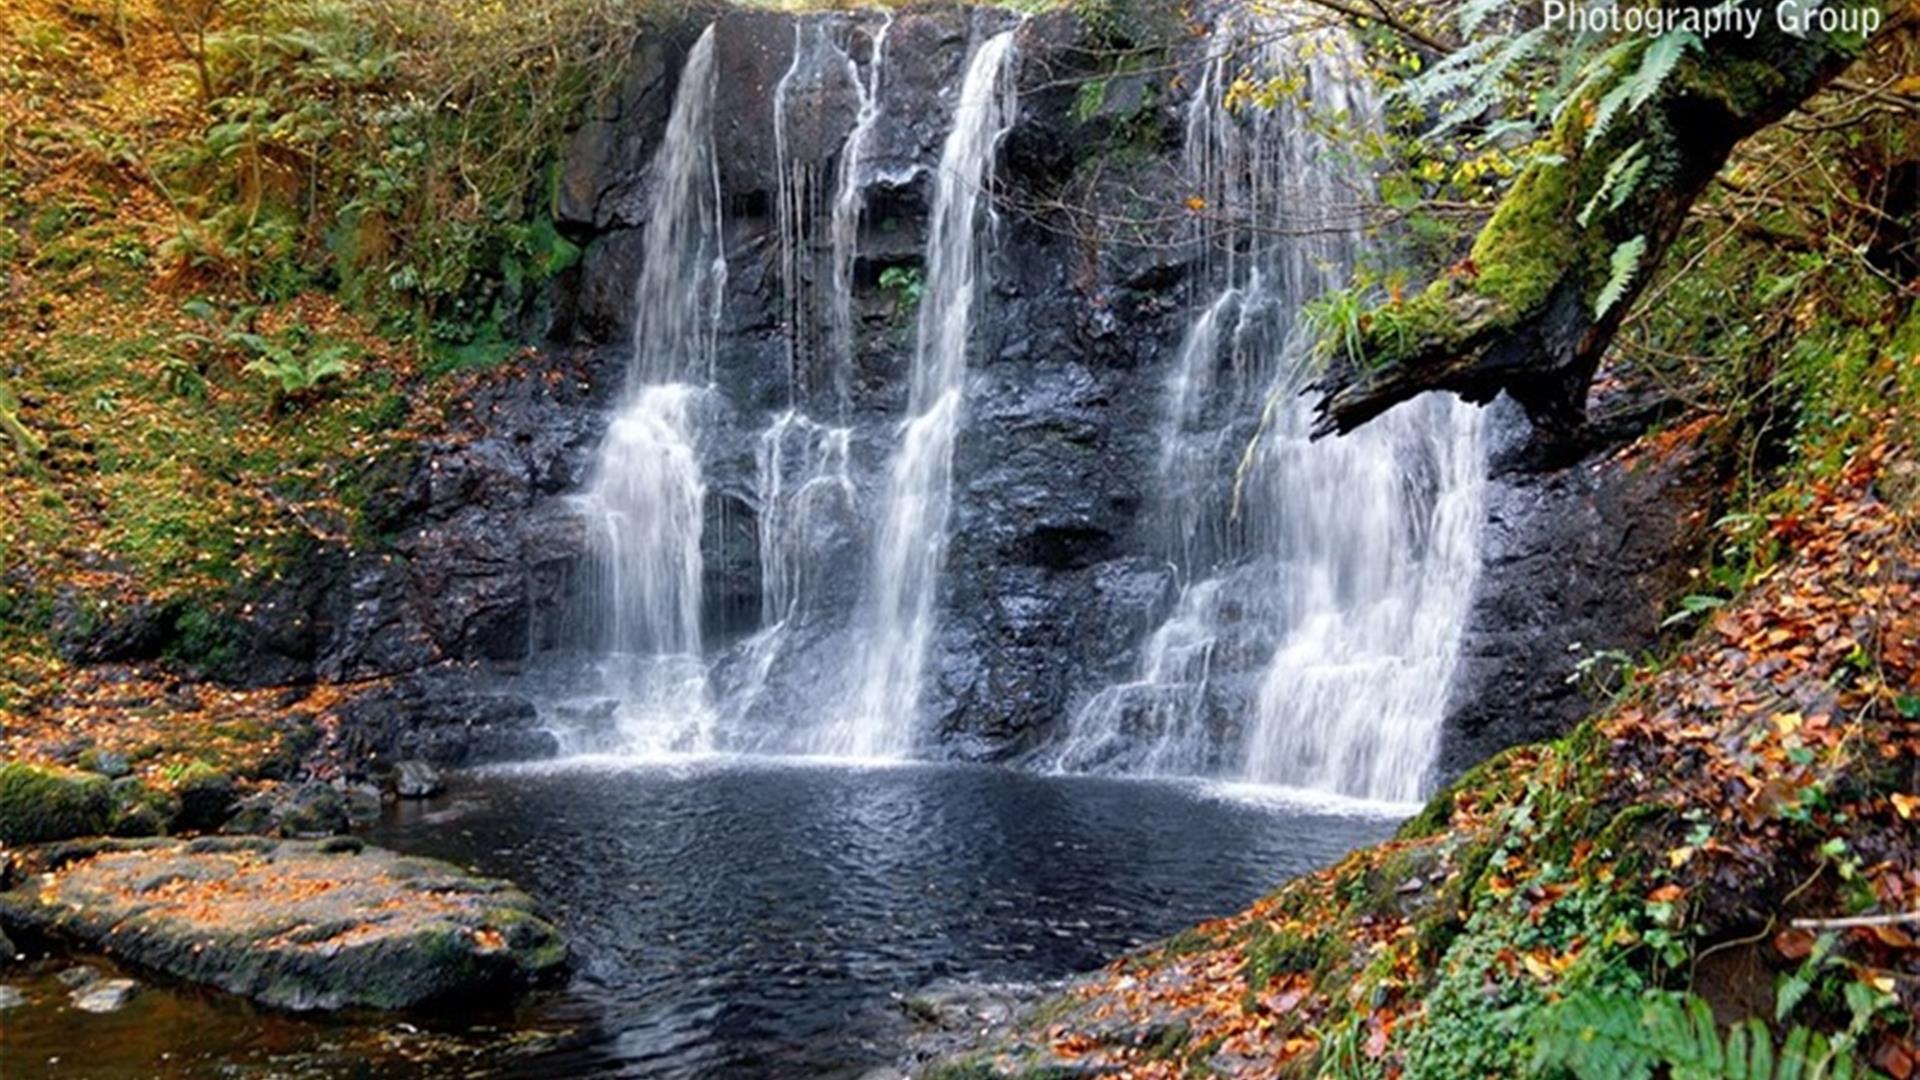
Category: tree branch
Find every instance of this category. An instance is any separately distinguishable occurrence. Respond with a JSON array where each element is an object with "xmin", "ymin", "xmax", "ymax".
[{"xmin": 1310, "ymin": 2, "xmax": 1905, "ymax": 440}]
